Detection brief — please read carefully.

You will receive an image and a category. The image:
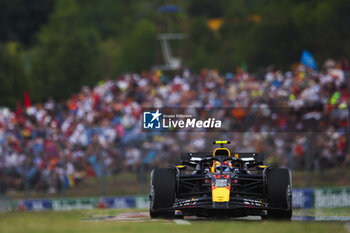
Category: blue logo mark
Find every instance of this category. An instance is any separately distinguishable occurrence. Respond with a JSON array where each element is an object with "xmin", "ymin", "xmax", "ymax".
[{"xmin": 143, "ymin": 109, "xmax": 162, "ymax": 129}]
